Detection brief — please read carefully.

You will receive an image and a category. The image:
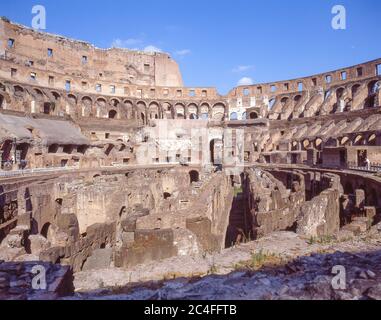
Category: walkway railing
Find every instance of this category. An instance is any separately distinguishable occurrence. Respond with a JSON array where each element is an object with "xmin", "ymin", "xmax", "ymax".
[
  {"xmin": 347, "ymin": 161, "xmax": 381, "ymax": 173},
  {"xmin": 0, "ymin": 166, "xmax": 78, "ymax": 178}
]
